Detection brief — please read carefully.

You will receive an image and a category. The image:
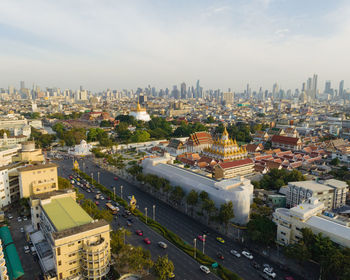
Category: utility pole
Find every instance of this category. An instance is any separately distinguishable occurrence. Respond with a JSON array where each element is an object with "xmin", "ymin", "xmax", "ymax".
[
  {"xmin": 113, "ymin": 187, "xmax": 115, "ymax": 201},
  {"xmin": 120, "ymin": 185, "xmax": 123, "ymax": 199},
  {"xmin": 91, "ymin": 172, "xmax": 93, "ymax": 185},
  {"xmin": 203, "ymin": 235, "xmax": 206, "ymax": 254},
  {"xmin": 153, "ymin": 205, "xmax": 155, "ymax": 221},
  {"xmin": 145, "ymin": 207, "xmax": 148, "ymax": 224},
  {"xmin": 194, "ymin": 238, "xmax": 197, "ymax": 259},
  {"xmin": 97, "ymin": 171, "xmax": 100, "ymax": 184}
]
